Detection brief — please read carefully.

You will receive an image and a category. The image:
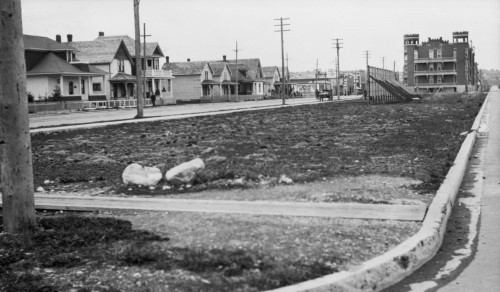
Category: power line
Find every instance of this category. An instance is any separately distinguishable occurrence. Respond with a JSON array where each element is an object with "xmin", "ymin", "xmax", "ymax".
[
  {"xmin": 333, "ymin": 38, "xmax": 343, "ymax": 100},
  {"xmin": 275, "ymin": 17, "xmax": 290, "ymax": 105}
]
